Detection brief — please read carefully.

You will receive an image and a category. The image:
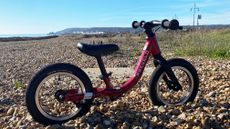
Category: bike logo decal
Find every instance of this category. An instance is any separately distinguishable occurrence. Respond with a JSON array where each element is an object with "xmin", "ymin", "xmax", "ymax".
[{"xmin": 136, "ymin": 51, "xmax": 150, "ymax": 77}]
